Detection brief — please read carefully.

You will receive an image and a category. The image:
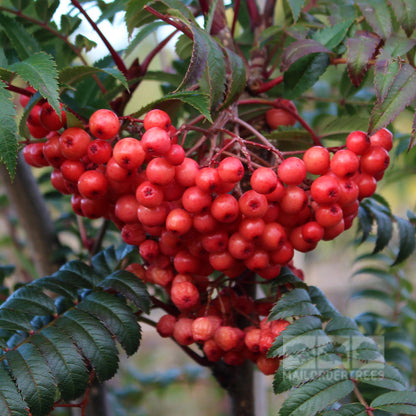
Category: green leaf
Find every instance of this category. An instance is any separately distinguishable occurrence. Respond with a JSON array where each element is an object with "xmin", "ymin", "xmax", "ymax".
[
  {"xmin": 78, "ymin": 292, "xmax": 141, "ymax": 356},
  {"xmin": 283, "ymin": 53, "xmax": 330, "ymax": 99},
  {"xmin": 91, "ymin": 245, "xmax": 119, "ymax": 276},
  {"xmin": 389, "ymin": 0, "xmax": 416, "ymax": 37},
  {"xmin": 374, "ymin": 53, "xmax": 401, "ymax": 102},
  {"xmin": 131, "ymin": 91, "xmax": 212, "ymax": 122},
  {"xmin": 0, "ymin": 12, "xmax": 40, "ymax": 60},
  {"xmin": 357, "ymin": 0, "xmax": 392, "ymax": 39},
  {"xmin": 0, "ymin": 84, "xmax": 18, "ymax": 178},
  {"xmin": 1, "ymin": 285, "xmax": 56, "ymax": 317},
  {"xmin": 269, "ymin": 288, "xmax": 320, "ymax": 321},
  {"xmin": 0, "ymin": 309, "xmax": 33, "ymax": 332},
  {"xmin": 158, "ymin": 0, "xmax": 195, "ymax": 22},
  {"xmin": 195, "ymin": 27, "xmax": 226, "ymax": 111},
  {"xmin": 0, "ymin": 362, "xmax": 29, "ymax": 416},
  {"xmin": 352, "ymin": 267, "xmax": 398, "ymax": 289},
  {"xmin": 325, "ymin": 316, "xmax": 362, "ymax": 337},
  {"xmin": 353, "ymin": 363, "xmax": 408, "ymax": 391},
  {"xmin": 371, "ymin": 391, "xmax": 416, "ymax": 414},
  {"xmin": 99, "ymin": 270, "xmax": 151, "ymax": 313},
  {"xmin": 9, "ymin": 53, "xmax": 60, "ymax": 117},
  {"xmin": 6, "ymin": 344, "xmax": 56, "ymax": 416},
  {"xmin": 59, "ymin": 65, "xmax": 128, "ymax": 90},
  {"xmin": 322, "ymin": 403, "xmax": 367, "ymax": 416},
  {"xmin": 369, "ymin": 63, "xmax": 416, "ymax": 134},
  {"xmin": 269, "ymin": 316, "xmax": 328, "ymax": 358},
  {"xmin": 315, "ymin": 115, "xmax": 370, "ymax": 139},
  {"xmin": 176, "ymin": 26, "xmax": 209, "ymax": 92},
  {"xmin": 75, "ymin": 34, "xmax": 97, "ymax": 52},
  {"xmin": 35, "ymin": 0, "xmax": 59, "ymax": 22},
  {"xmin": 312, "ymin": 18, "xmax": 355, "ymax": 50},
  {"xmin": 60, "ymin": 14, "xmax": 82, "ymax": 36},
  {"xmin": 308, "ymin": 286, "xmax": 339, "ymax": 320},
  {"xmin": 125, "ymin": 0, "xmax": 165, "ymax": 35},
  {"xmin": 56, "ymin": 309, "xmax": 119, "ymax": 382},
  {"xmin": 281, "ymin": 40, "xmax": 331, "ymax": 72},
  {"xmin": 220, "ymin": 48, "xmax": 246, "ymax": 110},
  {"xmin": 30, "ymin": 327, "xmax": 89, "ymax": 402},
  {"xmin": 59, "ymin": 260, "xmax": 101, "ymax": 287},
  {"xmin": 392, "ymin": 215, "xmax": 415, "ymax": 265},
  {"xmin": 33, "ymin": 276, "xmax": 78, "ymax": 300},
  {"xmin": 125, "ymin": 21, "xmax": 166, "ymax": 57},
  {"xmin": 346, "ymin": 33, "xmax": 380, "ymax": 87},
  {"xmin": 351, "ymin": 289, "xmax": 394, "ymax": 308},
  {"xmin": 286, "ymin": 0, "xmax": 305, "ymax": 22},
  {"xmin": 383, "ymin": 34, "xmax": 416, "ymax": 57},
  {"xmin": 278, "ymin": 369, "xmax": 354, "ymax": 416}
]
